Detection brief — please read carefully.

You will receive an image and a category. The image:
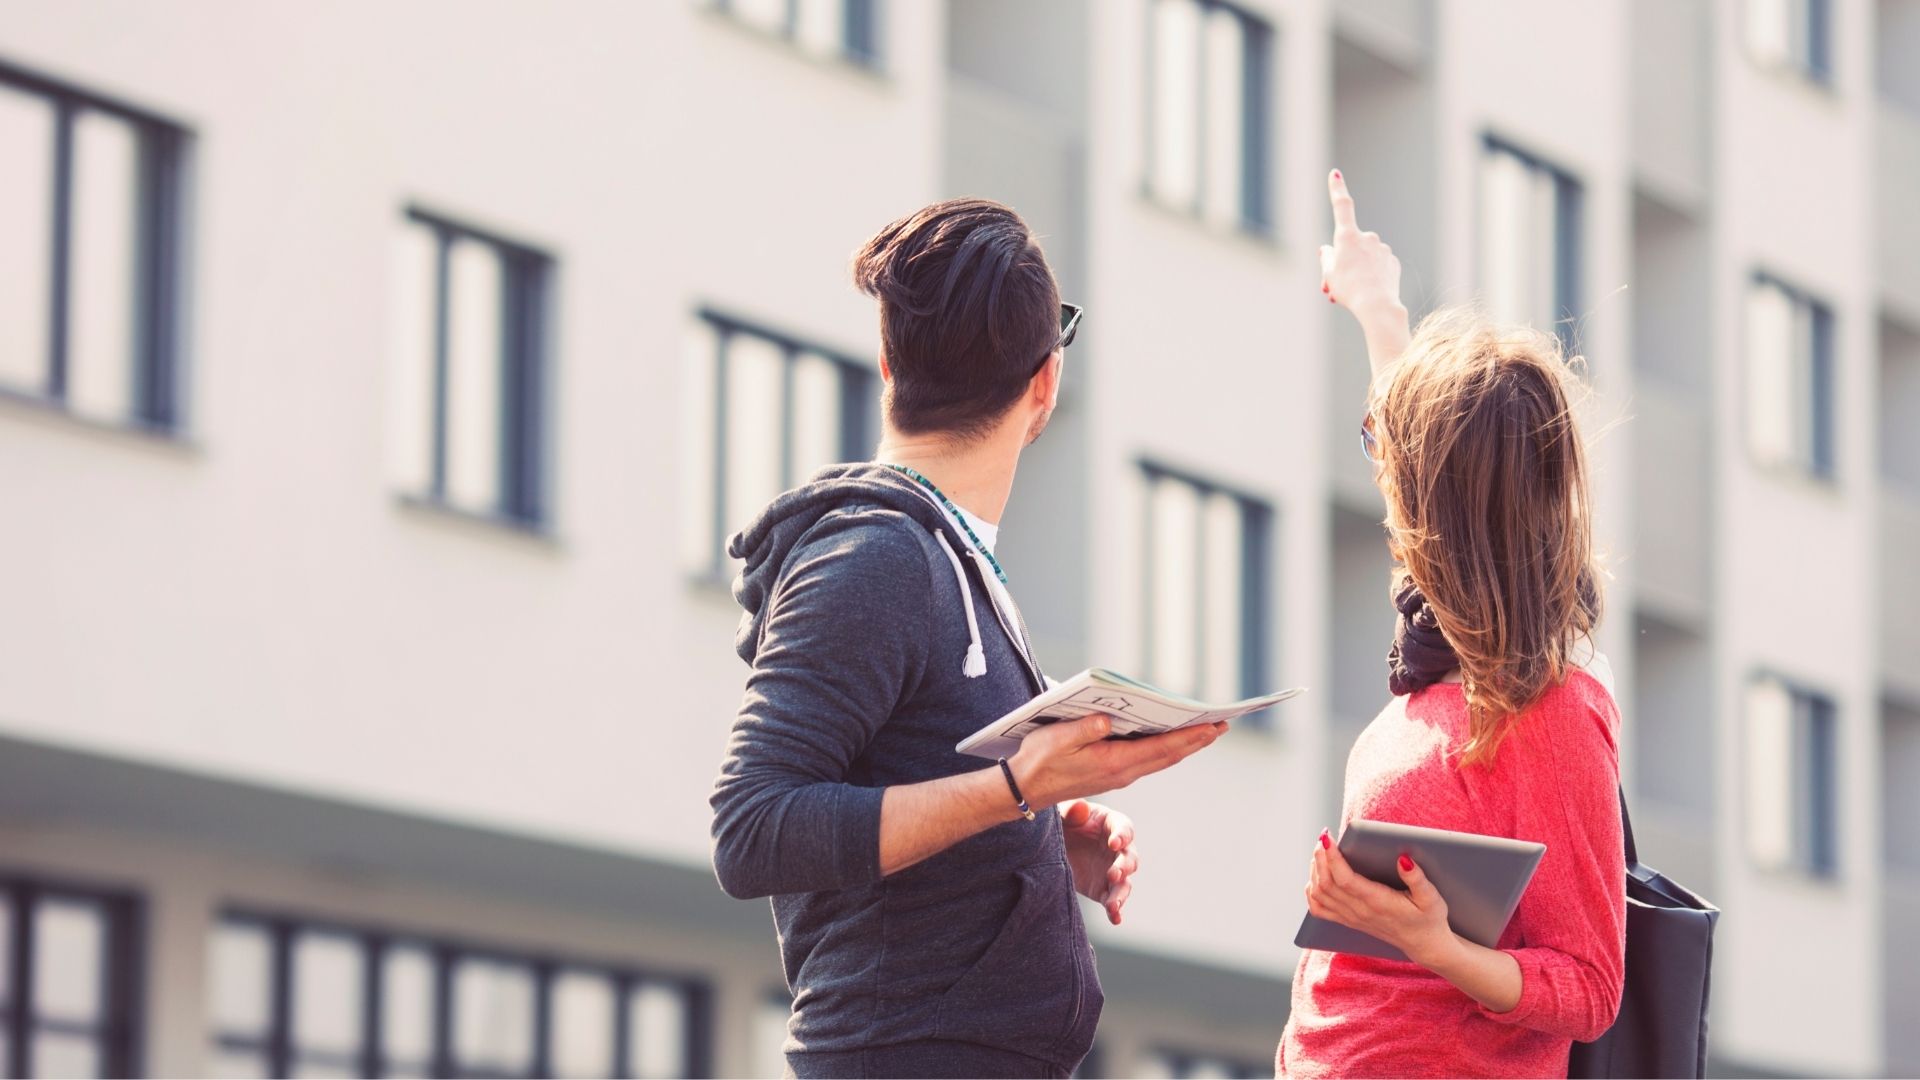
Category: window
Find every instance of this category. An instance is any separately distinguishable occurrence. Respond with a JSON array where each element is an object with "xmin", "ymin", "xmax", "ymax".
[
  {"xmin": 0, "ymin": 60, "xmax": 187, "ymax": 431},
  {"xmin": 681, "ymin": 309, "xmax": 877, "ymax": 578},
  {"xmin": 0, "ymin": 874, "xmax": 144, "ymax": 1079},
  {"xmin": 1478, "ymin": 138, "xmax": 1581, "ymax": 349},
  {"xmin": 1744, "ymin": 274, "xmax": 1835, "ymax": 479},
  {"xmin": 1143, "ymin": 0, "xmax": 1274, "ymax": 233},
  {"xmin": 209, "ymin": 912, "xmax": 710, "ymax": 1079},
  {"xmin": 701, "ymin": 0, "xmax": 880, "ymax": 66},
  {"xmin": 1743, "ymin": 675, "xmax": 1838, "ymax": 878},
  {"xmin": 1745, "ymin": 0, "xmax": 1831, "ymax": 81},
  {"xmin": 1139, "ymin": 1047, "xmax": 1271, "ymax": 1079},
  {"xmin": 1138, "ymin": 462, "xmax": 1272, "ymax": 710},
  {"xmin": 388, "ymin": 208, "xmax": 552, "ymax": 528}
]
